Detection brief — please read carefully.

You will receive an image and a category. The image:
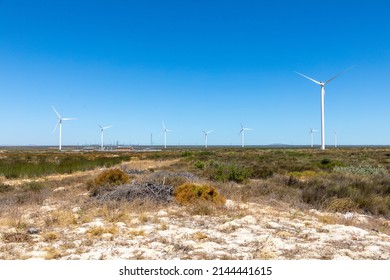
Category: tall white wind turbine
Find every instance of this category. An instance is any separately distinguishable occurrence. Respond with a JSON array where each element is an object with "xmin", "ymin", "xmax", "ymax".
[
  {"xmin": 334, "ymin": 130, "xmax": 338, "ymax": 148},
  {"xmin": 162, "ymin": 121, "xmax": 171, "ymax": 149},
  {"xmin": 309, "ymin": 127, "xmax": 319, "ymax": 148},
  {"xmin": 295, "ymin": 67, "xmax": 352, "ymax": 150},
  {"xmin": 98, "ymin": 125, "xmax": 113, "ymax": 151},
  {"xmin": 202, "ymin": 130, "xmax": 213, "ymax": 148},
  {"xmin": 239, "ymin": 124, "xmax": 253, "ymax": 148},
  {"xmin": 52, "ymin": 106, "xmax": 76, "ymax": 151}
]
